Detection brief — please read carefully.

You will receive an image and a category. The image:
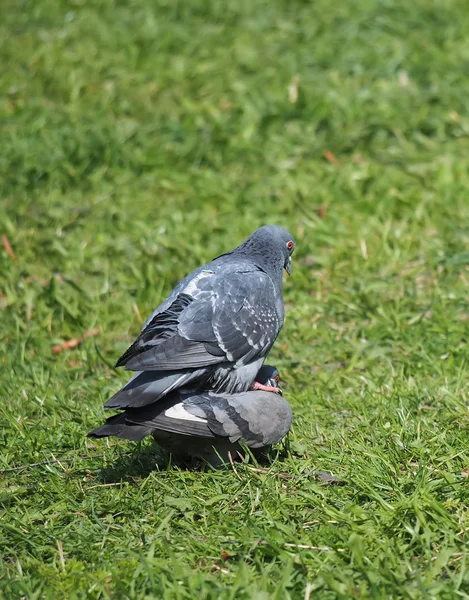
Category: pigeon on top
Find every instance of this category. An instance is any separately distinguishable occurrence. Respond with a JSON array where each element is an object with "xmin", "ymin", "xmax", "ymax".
[
  {"xmin": 88, "ymin": 365, "xmax": 292, "ymax": 466},
  {"xmin": 106, "ymin": 225, "xmax": 295, "ymax": 410}
]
